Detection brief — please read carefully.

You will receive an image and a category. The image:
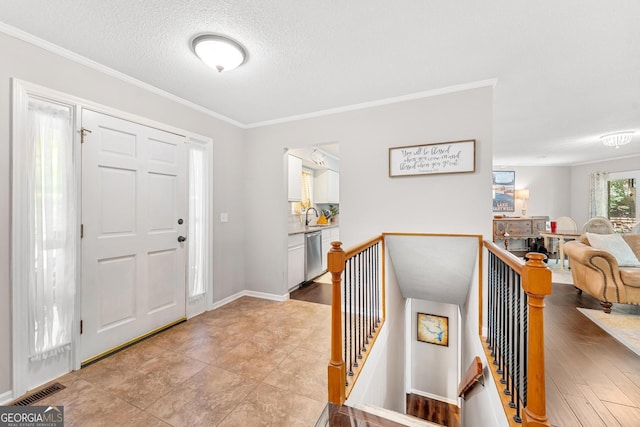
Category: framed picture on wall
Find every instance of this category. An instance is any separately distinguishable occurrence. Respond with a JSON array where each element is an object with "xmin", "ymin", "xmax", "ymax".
[
  {"xmin": 417, "ymin": 313, "xmax": 449, "ymax": 346},
  {"xmin": 493, "ymin": 171, "xmax": 515, "ymax": 212}
]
